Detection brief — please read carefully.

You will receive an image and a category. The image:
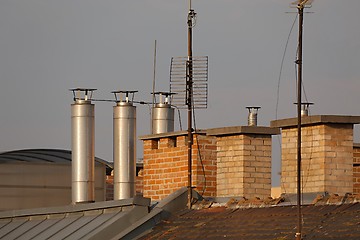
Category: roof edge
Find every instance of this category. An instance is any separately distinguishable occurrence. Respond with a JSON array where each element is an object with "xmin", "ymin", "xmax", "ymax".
[
  {"xmin": 207, "ymin": 126, "xmax": 280, "ymax": 136},
  {"xmin": 271, "ymin": 115, "xmax": 360, "ymax": 128},
  {"xmin": 0, "ymin": 196, "xmax": 150, "ymax": 219}
]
